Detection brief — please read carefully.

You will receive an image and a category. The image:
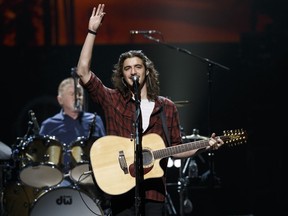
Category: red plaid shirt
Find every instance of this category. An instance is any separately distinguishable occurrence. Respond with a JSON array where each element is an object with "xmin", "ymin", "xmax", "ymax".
[{"xmin": 82, "ymin": 72, "xmax": 182, "ymax": 202}]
